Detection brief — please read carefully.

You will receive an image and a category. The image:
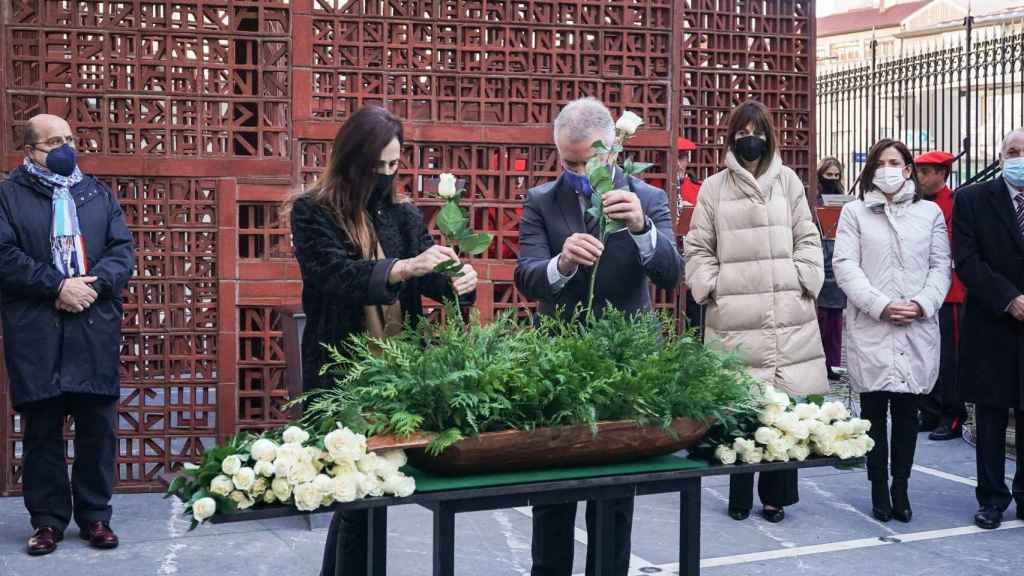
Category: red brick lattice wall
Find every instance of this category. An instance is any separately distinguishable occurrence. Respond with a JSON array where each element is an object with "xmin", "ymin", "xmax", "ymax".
[{"xmin": 0, "ymin": 0, "xmax": 815, "ymax": 494}]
